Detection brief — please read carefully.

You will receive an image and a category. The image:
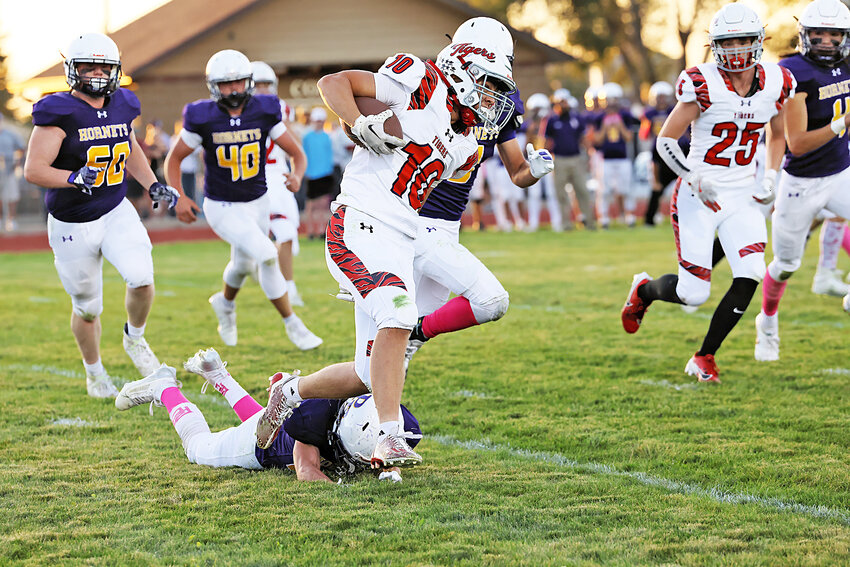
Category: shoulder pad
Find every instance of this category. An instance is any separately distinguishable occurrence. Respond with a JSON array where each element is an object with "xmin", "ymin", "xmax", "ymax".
[
  {"xmin": 114, "ymin": 88, "xmax": 141, "ymax": 115},
  {"xmin": 377, "ymin": 53, "xmax": 427, "ymax": 91},
  {"xmin": 254, "ymin": 93, "xmax": 283, "ymax": 120},
  {"xmin": 31, "ymin": 93, "xmax": 75, "ymax": 127}
]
